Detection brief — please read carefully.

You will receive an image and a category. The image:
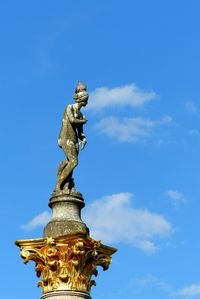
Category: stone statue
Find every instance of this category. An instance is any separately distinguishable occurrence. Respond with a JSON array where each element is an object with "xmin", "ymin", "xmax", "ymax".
[{"xmin": 54, "ymin": 81, "xmax": 88, "ymax": 195}]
